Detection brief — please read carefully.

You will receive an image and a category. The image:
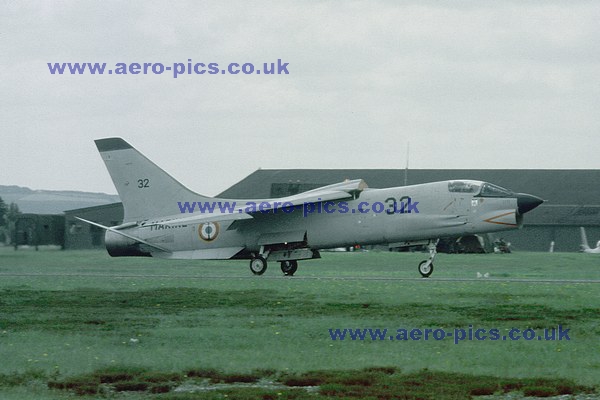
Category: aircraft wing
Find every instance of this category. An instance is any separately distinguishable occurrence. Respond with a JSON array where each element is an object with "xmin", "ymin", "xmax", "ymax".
[
  {"xmin": 156, "ymin": 179, "xmax": 368, "ymax": 227},
  {"xmin": 269, "ymin": 178, "xmax": 368, "ymax": 209},
  {"xmin": 285, "ymin": 179, "xmax": 368, "ymax": 200},
  {"xmin": 147, "ymin": 210, "xmax": 253, "ymax": 227}
]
